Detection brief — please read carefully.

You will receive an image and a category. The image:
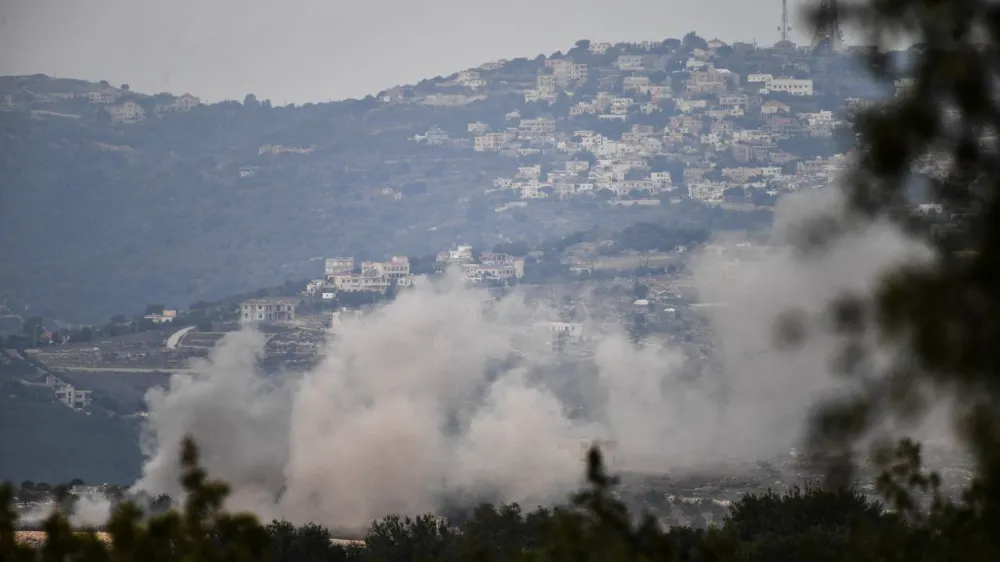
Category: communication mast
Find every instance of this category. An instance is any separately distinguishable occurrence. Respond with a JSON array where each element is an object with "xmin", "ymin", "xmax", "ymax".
[{"xmin": 778, "ymin": 0, "xmax": 791, "ymax": 43}]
